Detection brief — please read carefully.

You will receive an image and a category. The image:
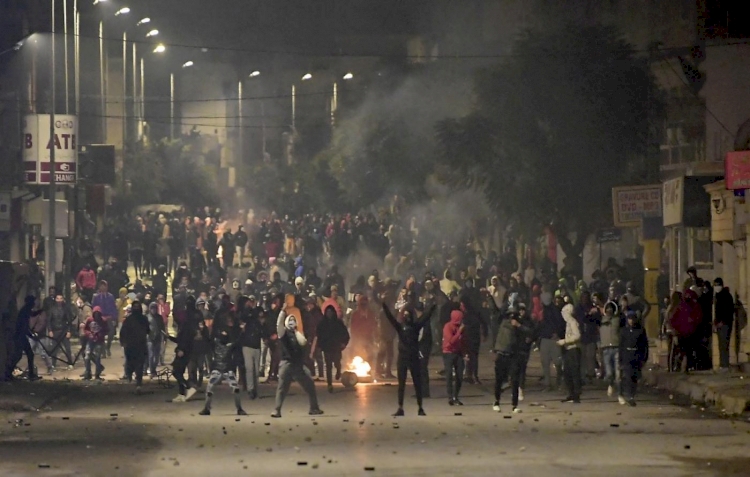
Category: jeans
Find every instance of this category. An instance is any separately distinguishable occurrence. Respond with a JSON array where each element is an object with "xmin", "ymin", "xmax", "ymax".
[
  {"xmin": 601, "ymin": 347, "xmax": 620, "ymax": 393},
  {"xmin": 29, "ymin": 337, "xmax": 52, "ymax": 370},
  {"xmin": 716, "ymin": 324, "xmax": 732, "ymax": 368},
  {"xmin": 260, "ymin": 340, "xmax": 269, "ymax": 376},
  {"xmin": 443, "ymin": 352, "xmax": 464, "ymax": 399},
  {"xmin": 84, "ymin": 341, "xmax": 104, "ymax": 378},
  {"xmin": 274, "ymin": 360, "xmax": 320, "ymax": 413},
  {"xmin": 147, "ymin": 340, "xmax": 162, "ymax": 375},
  {"xmin": 540, "ymin": 338, "xmax": 562, "ymax": 389},
  {"xmin": 105, "ymin": 322, "xmax": 117, "ymax": 355},
  {"xmin": 49, "ymin": 333, "xmax": 72, "ymax": 367},
  {"xmin": 242, "ymin": 347, "xmax": 261, "ymax": 395}
]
